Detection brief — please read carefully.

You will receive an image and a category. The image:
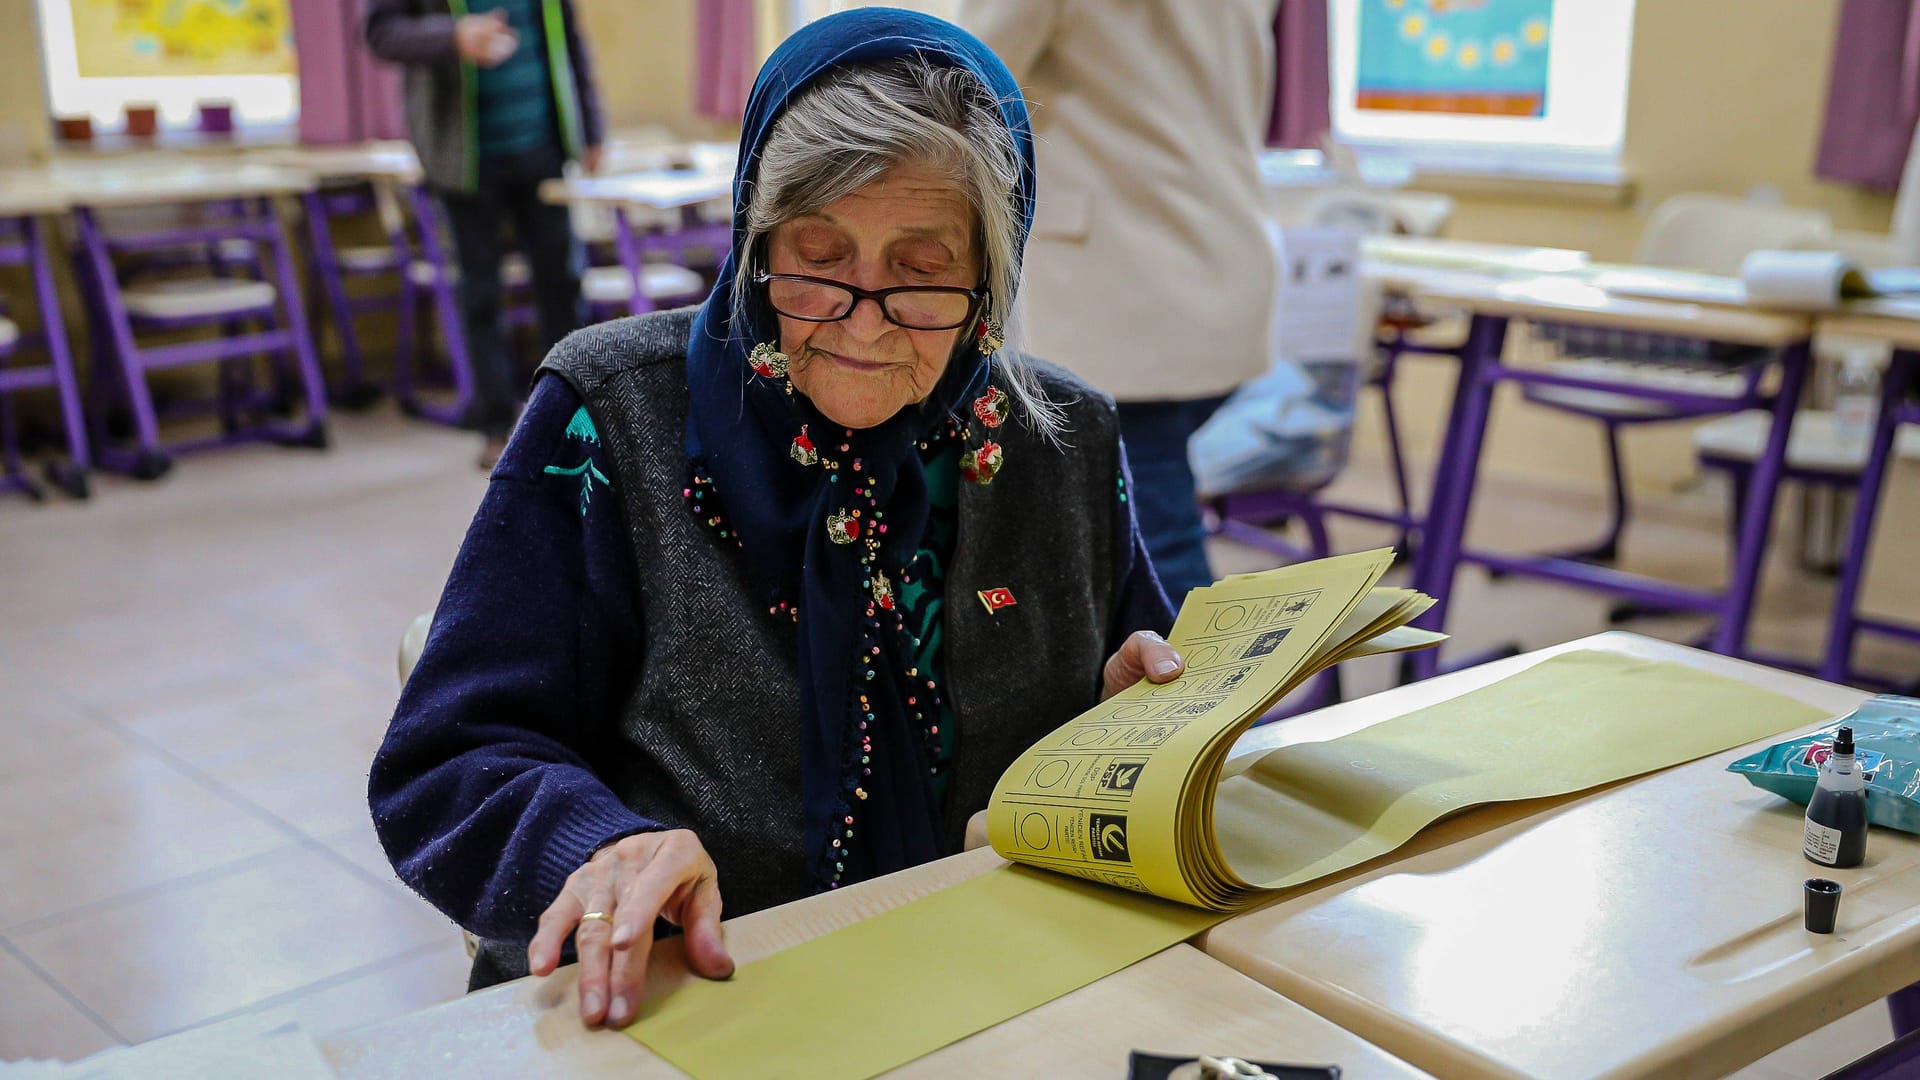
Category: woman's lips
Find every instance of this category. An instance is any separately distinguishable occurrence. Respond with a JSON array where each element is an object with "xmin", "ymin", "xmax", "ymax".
[{"xmin": 816, "ymin": 349, "xmax": 895, "ymax": 373}]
